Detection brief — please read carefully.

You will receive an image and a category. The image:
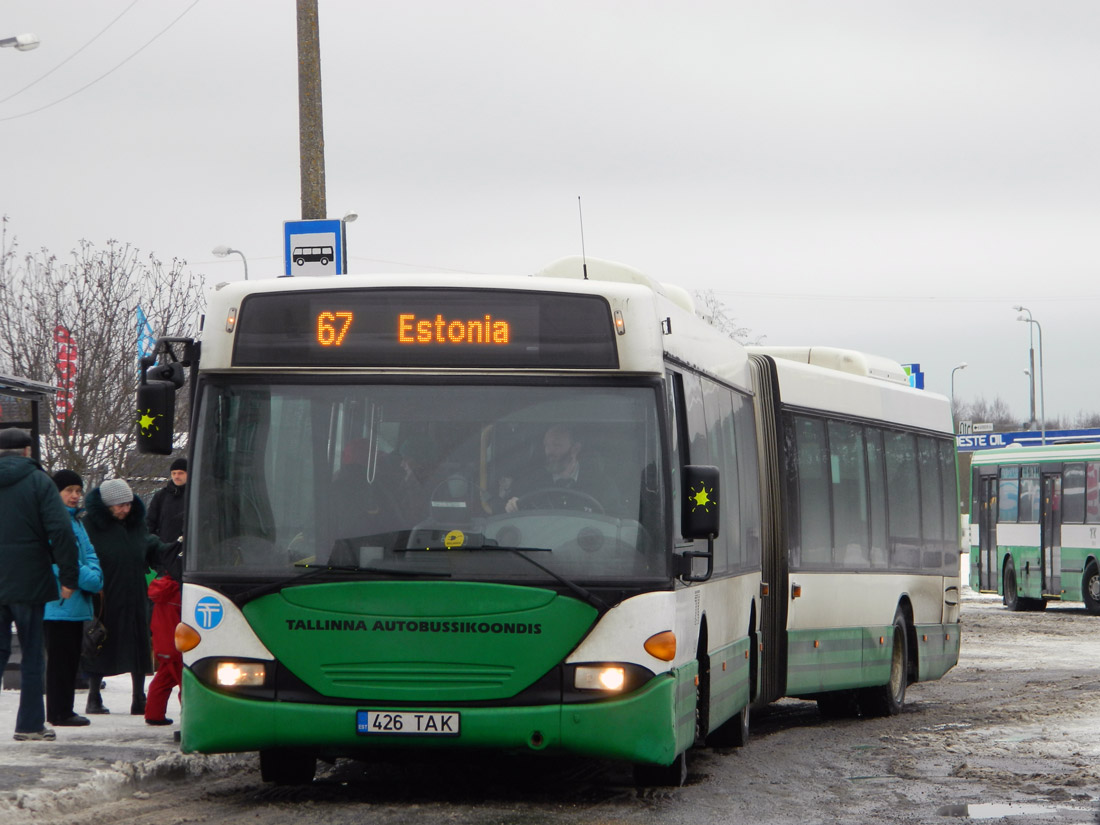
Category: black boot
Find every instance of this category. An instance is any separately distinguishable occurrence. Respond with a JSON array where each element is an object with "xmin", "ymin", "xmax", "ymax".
[
  {"xmin": 130, "ymin": 672, "xmax": 147, "ymax": 716},
  {"xmin": 85, "ymin": 674, "xmax": 110, "ymax": 714}
]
